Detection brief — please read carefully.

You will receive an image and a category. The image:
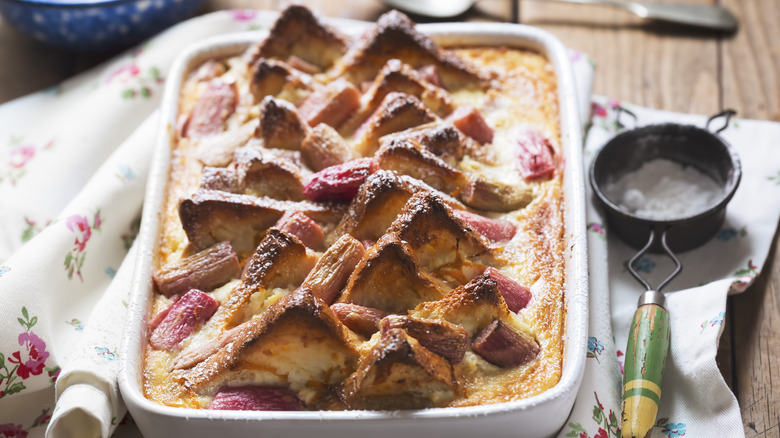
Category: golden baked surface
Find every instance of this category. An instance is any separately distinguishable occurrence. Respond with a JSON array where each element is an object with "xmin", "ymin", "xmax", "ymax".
[{"xmin": 143, "ymin": 5, "xmax": 565, "ymax": 412}]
